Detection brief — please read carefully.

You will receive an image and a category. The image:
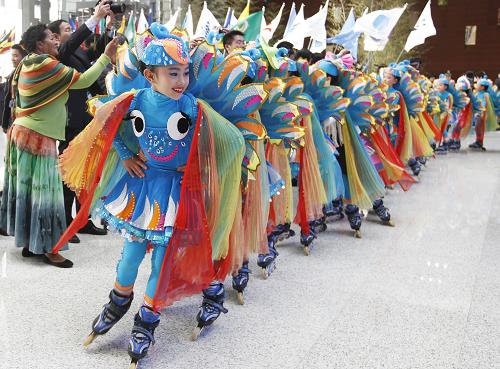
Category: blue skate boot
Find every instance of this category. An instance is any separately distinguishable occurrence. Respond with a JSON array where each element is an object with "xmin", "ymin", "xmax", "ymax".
[
  {"xmin": 232, "ymin": 261, "xmax": 251, "ymax": 305},
  {"xmin": 331, "ymin": 198, "xmax": 345, "ymax": 220},
  {"xmin": 408, "ymin": 158, "xmax": 421, "ymax": 176},
  {"xmin": 310, "ymin": 217, "xmax": 327, "ymax": 234},
  {"xmin": 192, "ymin": 281, "xmax": 228, "ymax": 341},
  {"xmin": 448, "ymin": 139, "xmax": 460, "ymax": 151},
  {"xmin": 271, "ymin": 223, "xmax": 296, "ymax": 243},
  {"xmin": 257, "ymin": 236, "xmax": 279, "ymax": 279},
  {"xmin": 300, "ymin": 229, "xmax": 317, "ymax": 256},
  {"xmin": 372, "ymin": 199, "xmax": 395, "ymax": 227},
  {"xmin": 83, "ymin": 290, "xmax": 133, "ymax": 347},
  {"xmin": 345, "ymin": 204, "xmax": 363, "ymax": 238},
  {"xmin": 128, "ymin": 306, "xmax": 160, "ymax": 369},
  {"xmin": 416, "ymin": 156, "xmax": 427, "ymax": 166},
  {"xmin": 324, "ymin": 202, "xmax": 344, "ymax": 222},
  {"xmin": 435, "ymin": 141, "xmax": 449, "ymax": 155}
]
